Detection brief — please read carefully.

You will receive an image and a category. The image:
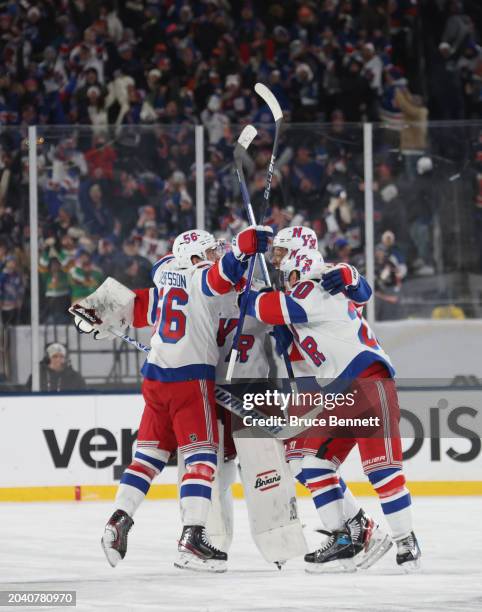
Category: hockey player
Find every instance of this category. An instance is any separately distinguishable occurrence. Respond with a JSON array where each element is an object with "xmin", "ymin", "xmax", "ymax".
[
  {"xmin": 242, "ymin": 248, "xmax": 421, "ymax": 572},
  {"xmin": 271, "ymin": 226, "xmax": 372, "ymax": 304},
  {"xmin": 271, "ymin": 226, "xmax": 392, "ymax": 569},
  {"xmin": 79, "ymin": 226, "xmax": 272, "ymax": 572}
]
